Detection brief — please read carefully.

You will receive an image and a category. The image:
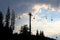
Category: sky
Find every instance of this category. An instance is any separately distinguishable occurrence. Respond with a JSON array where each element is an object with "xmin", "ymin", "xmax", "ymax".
[{"xmin": 0, "ymin": 0, "xmax": 60, "ymax": 39}]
